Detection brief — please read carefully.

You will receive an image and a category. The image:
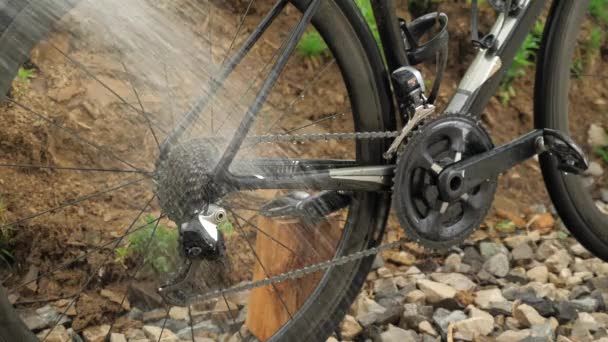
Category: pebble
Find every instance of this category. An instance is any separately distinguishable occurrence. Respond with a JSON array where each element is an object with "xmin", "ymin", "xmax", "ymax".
[
  {"xmin": 36, "ymin": 325, "xmax": 70, "ymax": 342},
  {"xmin": 418, "ymin": 321, "xmax": 438, "ymax": 337},
  {"xmin": 109, "ymin": 333, "xmax": 127, "ymax": 342},
  {"xmin": 416, "ymin": 279, "xmax": 456, "ymax": 303},
  {"xmin": 429, "ymin": 273, "xmax": 476, "ymax": 292},
  {"xmin": 496, "ymin": 329, "xmax": 531, "ymax": 342},
  {"xmin": 601, "ymin": 189, "xmax": 608, "ymax": 203},
  {"xmin": 585, "ymin": 161, "xmax": 605, "ymax": 177},
  {"xmin": 432, "ymin": 308, "xmax": 467, "ymax": 336},
  {"xmin": 380, "ymin": 324, "xmax": 419, "ymax": 342},
  {"xmin": 513, "ymin": 303, "xmax": 546, "ymax": 327},
  {"xmin": 570, "ymin": 296, "xmax": 599, "ymax": 312},
  {"xmin": 483, "ymin": 253, "xmax": 510, "ymax": 277},
  {"xmin": 82, "ymin": 325, "xmax": 111, "ymax": 342},
  {"xmin": 512, "ymin": 243, "xmax": 535, "ymax": 261},
  {"xmin": 340, "ymin": 315, "xmax": 362, "ymax": 340},
  {"xmin": 545, "ymin": 249, "xmax": 573, "ymax": 273},
  {"xmin": 587, "ymin": 123, "xmax": 608, "ymax": 147},
  {"xmin": 475, "ymin": 288, "xmax": 507, "ymax": 309},
  {"xmin": 444, "ymin": 253, "xmax": 462, "ymax": 272},
  {"xmin": 142, "ymin": 325, "xmax": 179, "ymax": 342},
  {"xmin": 385, "ymin": 250, "xmax": 416, "ymax": 266},
  {"xmin": 399, "ymin": 288, "xmax": 424, "ymax": 306},
  {"xmin": 527, "ymin": 266, "xmax": 549, "ymax": 284}
]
